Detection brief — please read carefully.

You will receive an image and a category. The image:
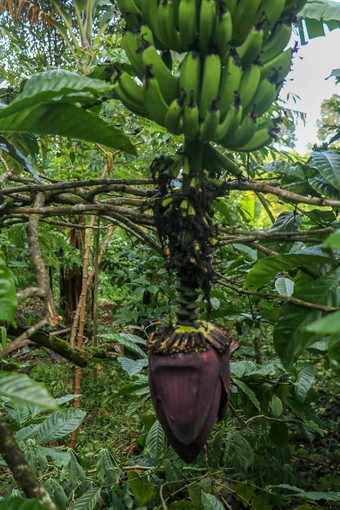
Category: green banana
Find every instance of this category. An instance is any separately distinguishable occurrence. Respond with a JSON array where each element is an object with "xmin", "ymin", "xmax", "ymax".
[
  {"xmin": 136, "ymin": 23, "xmax": 155, "ymax": 47},
  {"xmin": 260, "ymin": 48, "xmax": 293, "ymax": 84},
  {"xmin": 234, "ymin": 125, "xmax": 274, "ymax": 152},
  {"xmin": 261, "ymin": 23, "xmax": 292, "ymax": 64},
  {"xmin": 112, "ymin": 79, "xmax": 148, "ymax": 117},
  {"xmin": 158, "ymin": 0, "xmax": 184, "ymax": 53},
  {"xmin": 203, "ymin": 143, "xmax": 242, "ymax": 177},
  {"xmin": 179, "ymin": 51, "xmax": 201, "ymax": 104},
  {"xmin": 141, "ymin": 44, "xmax": 180, "ymax": 104},
  {"xmin": 116, "ymin": 69, "xmax": 145, "ymax": 106},
  {"xmin": 140, "ymin": 0, "xmax": 166, "ymax": 49},
  {"xmin": 225, "ymin": 0, "xmax": 237, "ymax": 16},
  {"xmin": 121, "ymin": 30, "xmax": 145, "ymax": 79},
  {"xmin": 215, "ymin": 9, "xmax": 233, "ymax": 59},
  {"xmin": 248, "ymin": 77, "xmax": 279, "ymax": 116},
  {"xmin": 117, "ymin": 0, "xmax": 141, "ymax": 29},
  {"xmin": 199, "ymin": 100, "xmax": 220, "ymax": 142},
  {"xmin": 224, "ymin": 113, "xmax": 257, "ymax": 150},
  {"xmin": 143, "ymin": 67, "xmax": 169, "ymax": 126},
  {"xmin": 183, "ymin": 92, "xmax": 200, "ymax": 141},
  {"xmin": 232, "ymin": 0, "xmax": 262, "ymax": 46},
  {"xmin": 219, "ymin": 51, "xmax": 242, "ymax": 117},
  {"xmin": 239, "ymin": 64, "xmax": 261, "ymax": 110},
  {"xmin": 199, "ymin": 0, "xmax": 217, "ymax": 55},
  {"xmin": 165, "ymin": 96, "xmax": 185, "ymax": 135},
  {"xmin": 178, "ymin": 0, "xmax": 198, "ymax": 50},
  {"xmin": 214, "ymin": 102, "xmax": 242, "ymax": 141},
  {"xmin": 199, "ymin": 53, "xmax": 222, "ymax": 120},
  {"xmin": 237, "ymin": 27, "xmax": 264, "ymax": 68},
  {"xmin": 257, "ymin": 0, "xmax": 286, "ymax": 31}
]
